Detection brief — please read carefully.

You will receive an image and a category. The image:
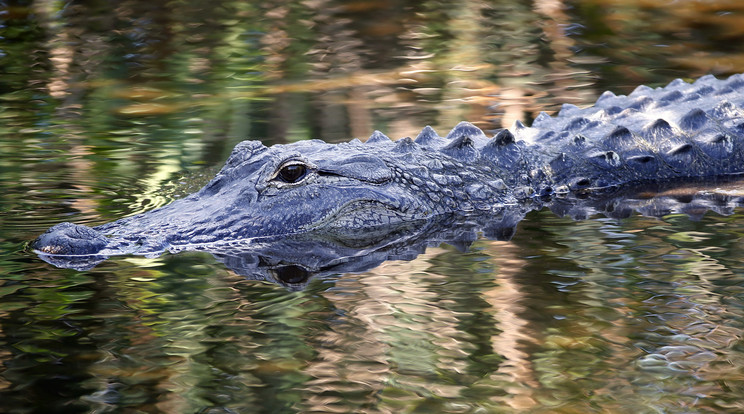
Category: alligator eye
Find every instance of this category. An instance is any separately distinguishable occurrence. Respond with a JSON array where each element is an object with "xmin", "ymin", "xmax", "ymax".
[{"xmin": 277, "ymin": 164, "xmax": 308, "ymax": 183}]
